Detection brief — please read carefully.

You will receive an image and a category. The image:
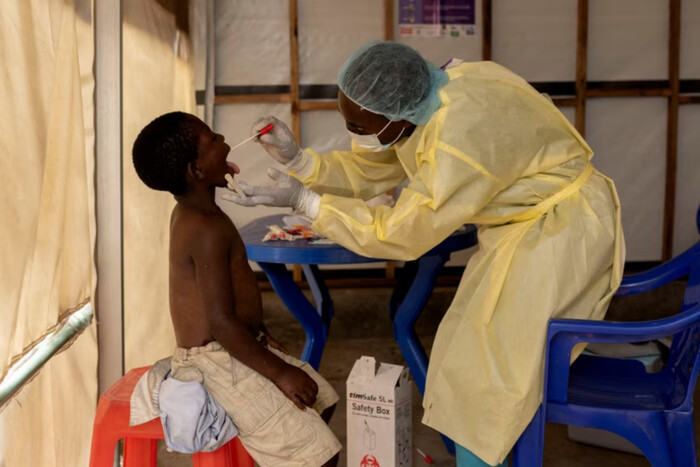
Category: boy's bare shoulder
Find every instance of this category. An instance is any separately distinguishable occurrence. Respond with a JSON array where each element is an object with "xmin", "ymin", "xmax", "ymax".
[{"xmin": 172, "ymin": 205, "xmax": 235, "ymax": 248}]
